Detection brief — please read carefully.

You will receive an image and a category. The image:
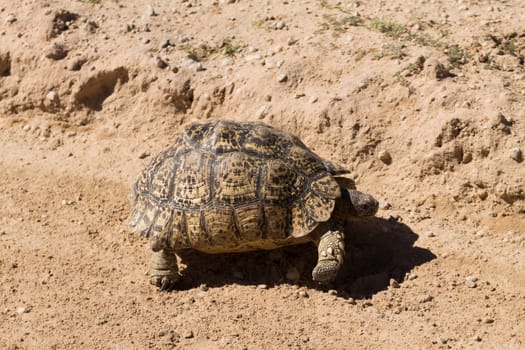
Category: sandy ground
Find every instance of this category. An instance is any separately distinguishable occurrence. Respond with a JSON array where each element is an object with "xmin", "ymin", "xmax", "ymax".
[{"xmin": 0, "ymin": 0, "xmax": 524, "ymax": 349}]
